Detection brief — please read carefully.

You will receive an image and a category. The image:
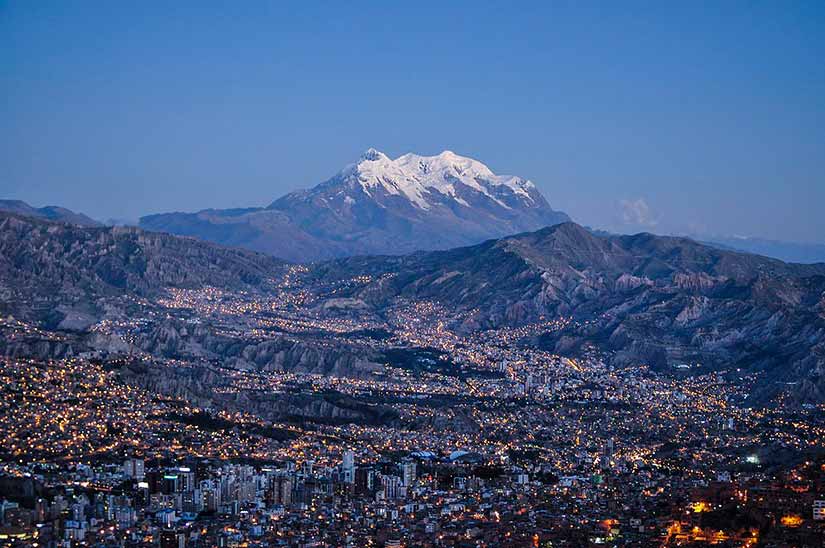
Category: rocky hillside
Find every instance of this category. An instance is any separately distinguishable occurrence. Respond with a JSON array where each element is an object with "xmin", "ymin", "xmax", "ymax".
[
  {"xmin": 4, "ymin": 208, "xmax": 825, "ymax": 404},
  {"xmin": 311, "ymin": 223, "xmax": 825, "ymax": 403},
  {"xmin": 118, "ymin": 361, "xmax": 400, "ymax": 427},
  {"xmin": 102, "ymin": 317, "xmax": 384, "ymax": 378},
  {"xmin": 0, "ymin": 212, "xmax": 284, "ymax": 327}
]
